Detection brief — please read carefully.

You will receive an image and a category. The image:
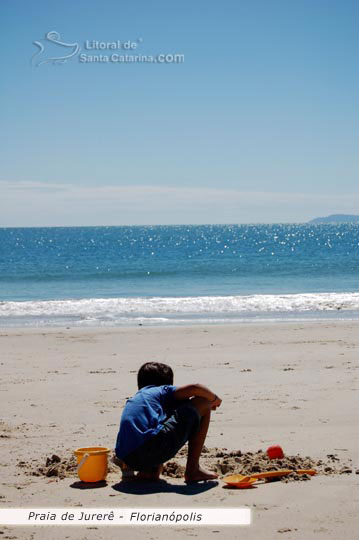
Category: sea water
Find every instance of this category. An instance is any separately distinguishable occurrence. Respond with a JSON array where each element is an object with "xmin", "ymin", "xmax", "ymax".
[{"xmin": 0, "ymin": 224, "xmax": 359, "ymax": 326}]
